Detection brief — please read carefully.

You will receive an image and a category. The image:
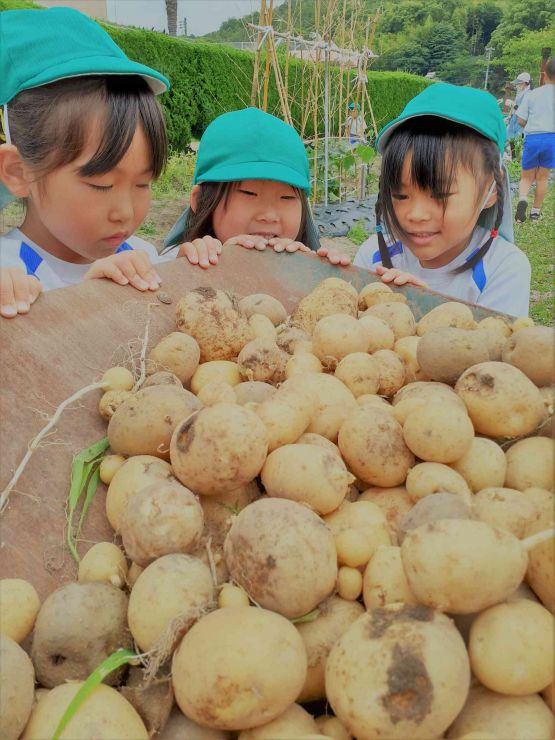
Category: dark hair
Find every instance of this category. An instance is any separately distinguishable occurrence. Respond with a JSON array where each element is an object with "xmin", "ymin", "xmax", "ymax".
[
  {"xmin": 182, "ymin": 180, "xmax": 310, "ymax": 243},
  {"xmin": 5, "ymin": 75, "xmax": 167, "ymax": 181},
  {"xmin": 376, "ymin": 117, "xmax": 504, "ymax": 273},
  {"xmin": 546, "ymin": 58, "xmax": 555, "ymax": 81}
]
